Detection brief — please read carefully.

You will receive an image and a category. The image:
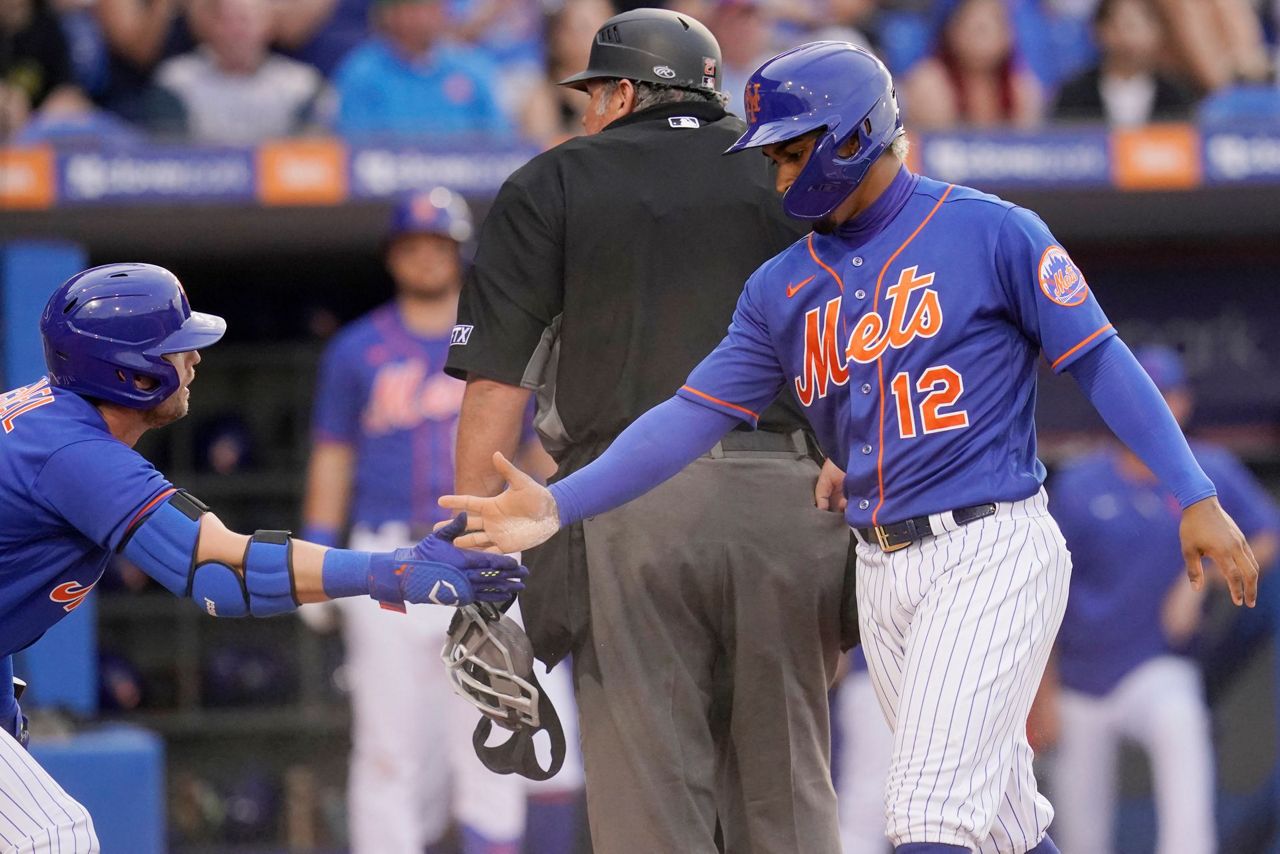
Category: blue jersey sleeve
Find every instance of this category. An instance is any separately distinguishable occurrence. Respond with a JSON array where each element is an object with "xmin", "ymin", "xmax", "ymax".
[
  {"xmin": 678, "ymin": 272, "xmax": 787, "ymax": 427},
  {"xmin": 312, "ymin": 334, "xmax": 364, "ymax": 445},
  {"xmin": 996, "ymin": 206, "xmax": 1116, "ymax": 373},
  {"xmin": 32, "ymin": 439, "xmax": 174, "ymax": 551},
  {"xmin": 1068, "ymin": 338, "xmax": 1215, "ymax": 509},
  {"xmin": 549, "ymin": 397, "xmax": 738, "ymax": 525}
]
